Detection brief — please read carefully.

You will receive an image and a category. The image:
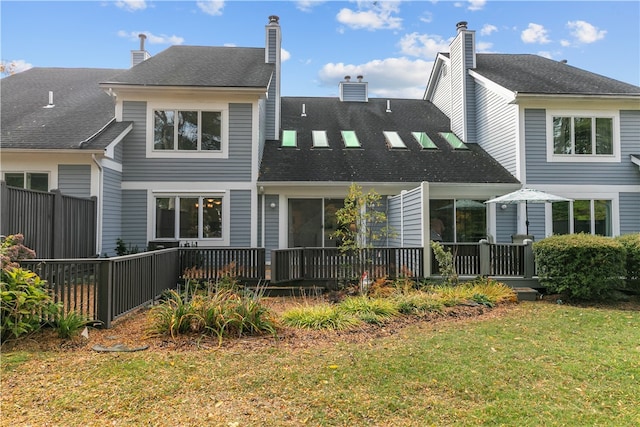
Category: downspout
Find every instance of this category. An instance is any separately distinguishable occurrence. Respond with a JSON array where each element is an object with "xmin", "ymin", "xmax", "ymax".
[{"xmin": 92, "ymin": 154, "xmax": 103, "ymax": 256}]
